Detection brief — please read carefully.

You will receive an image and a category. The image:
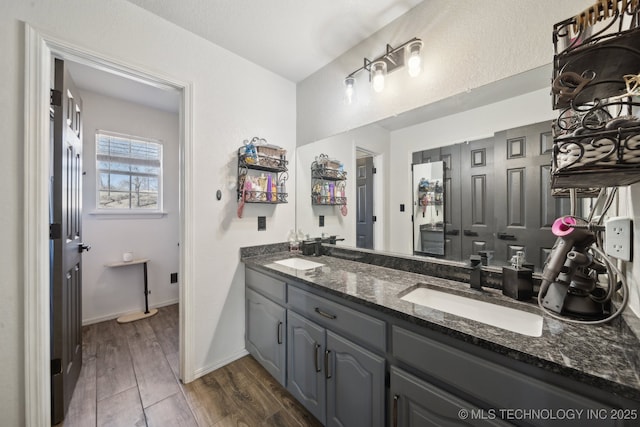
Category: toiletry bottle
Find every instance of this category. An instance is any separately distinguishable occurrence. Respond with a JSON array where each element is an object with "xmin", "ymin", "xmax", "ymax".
[
  {"xmin": 502, "ymin": 251, "xmax": 533, "ymax": 300},
  {"xmin": 329, "ymin": 183, "xmax": 335, "ymax": 203},
  {"xmin": 266, "ymin": 174, "xmax": 272, "ymax": 202},
  {"xmin": 271, "ymin": 174, "xmax": 277, "ymax": 201},
  {"xmin": 287, "ymin": 229, "xmax": 298, "ymax": 252}
]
